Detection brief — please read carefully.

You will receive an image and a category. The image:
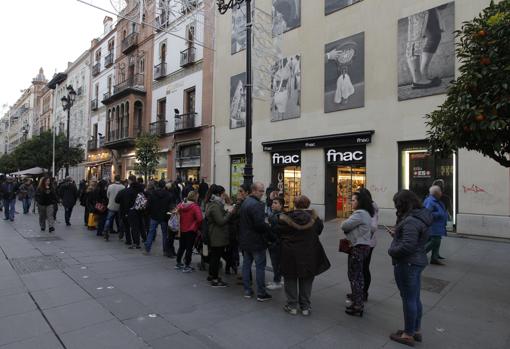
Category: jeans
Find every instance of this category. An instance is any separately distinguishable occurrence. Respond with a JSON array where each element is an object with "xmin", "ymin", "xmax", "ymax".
[
  {"xmin": 177, "ymin": 231, "xmax": 196, "ymax": 266},
  {"xmin": 96, "ymin": 212, "xmax": 107, "ymax": 236},
  {"xmin": 103, "ymin": 210, "xmax": 119, "ymax": 238},
  {"xmin": 284, "ymin": 276, "xmax": 314, "ymax": 310},
  {"xmin": 64, "ymin": 206, "xmax": 74, "ymax": 224},
  {"xmin": 38, "ymin": 204, "xmax": 55, "ymax": 230},
  {"xmin": 145, "ymin": 219, "xmax": 169, "ymax": 253},
  {"xmin": 394, "ymin": 263, "xmax": 424, "ymax": 336},
  {"xmin": 268, "ymin": 243, "xmax": 282, "ymax": 283},
  {"xmin": 425, "ymin": 236, "xmax": 442, "ymax": 261},
  {"xmin": 242, "ymin": 249, "xmax": 267, "ymax": 296},
  {"xmin": 347, "ymin": 245, "xmax": 371, "ymax": 307},
  {"xmin": 3, "ymin": 199, "xmax": 15, "ymax": 220},
  {"xmin": 22, "ymin": 198, "xmax": 32, "ymax": 214}
]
